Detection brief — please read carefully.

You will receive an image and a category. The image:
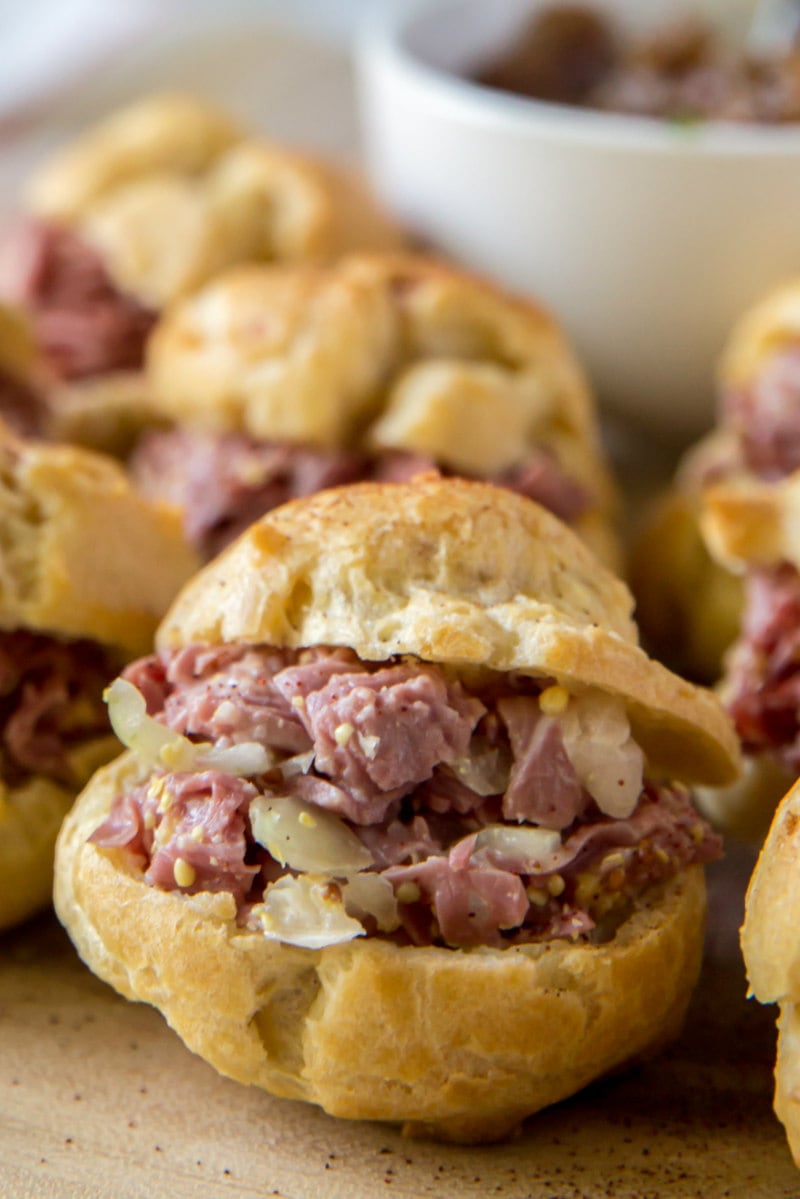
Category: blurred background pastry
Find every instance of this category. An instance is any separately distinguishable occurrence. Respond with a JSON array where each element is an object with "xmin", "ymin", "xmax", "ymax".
[{"xmin": 129, "ymin": 251, "xmax": 620, "ymax": 564}]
